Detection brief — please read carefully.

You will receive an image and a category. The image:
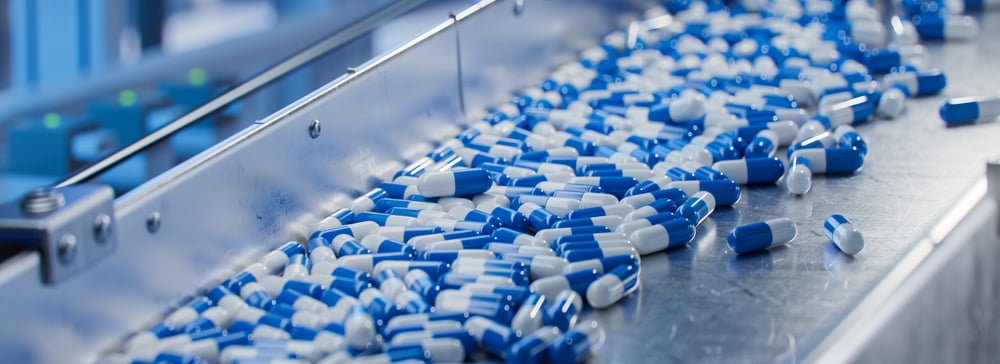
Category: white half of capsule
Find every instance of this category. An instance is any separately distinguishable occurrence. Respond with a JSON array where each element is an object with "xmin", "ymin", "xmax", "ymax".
[
  {"xmin": 832, "ymin": 223, "xmax": 865, "ymax": 255},
  {"xmin": 586, "ymin": 271, "xmax": 636, "ymax": 310},
  {"xmin": 786, "ymin": 162, "xmax": 813, "ymax": 195},
  {"xmin": 764, "ymin": 218, "xmax": 798, "ymax": 249}
]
